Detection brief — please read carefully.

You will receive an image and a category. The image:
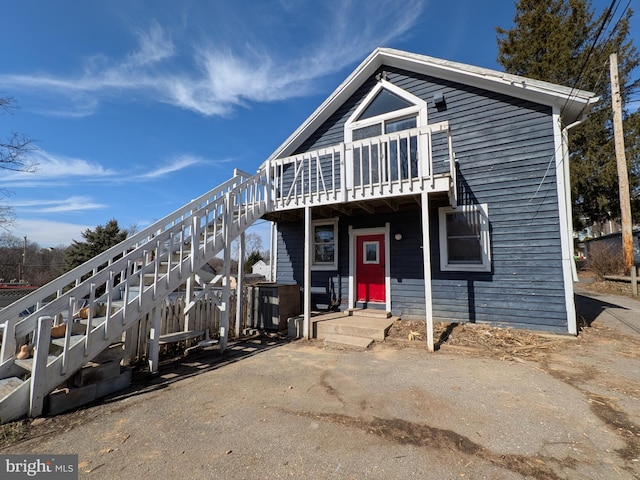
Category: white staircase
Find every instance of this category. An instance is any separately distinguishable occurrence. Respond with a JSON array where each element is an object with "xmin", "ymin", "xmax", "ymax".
[{"xmin": 0, "ymin": 168, "xmax": 271, "ymax": 423}]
